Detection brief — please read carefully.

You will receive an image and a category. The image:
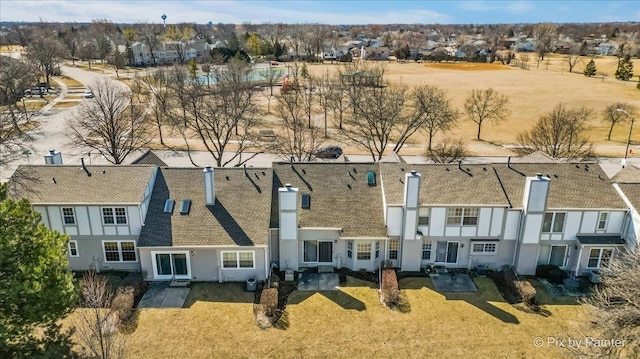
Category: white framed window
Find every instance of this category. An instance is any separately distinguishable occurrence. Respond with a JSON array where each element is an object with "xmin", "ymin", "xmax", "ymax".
[
  {"xmin": 422, "ymin": 241, "xmax": 432, "ymax": 260},
  {"xmin": 389, "ymin": 240, "xmax": 399, "ymax": 260},
  {"xmin": 472, "ymin": 242, "xmax": 497, "ymax": 254},
  {"xmin": 347, "ymin": 241, "xmax": 353, "ymax": 259},
  {"xmin": 102, "ymin": 207, "xmax": 127, "ymax": 225},
  {"xmin": 375, "ymin": 242, "xmax": 380, "ymax": 259},
  {"xmin": 418, "ymin": 207, "xmax": 430, "ymax": 225},
  {"xmin": 446, "ymin": 208, "xmax": 478, "ymax": 226},
  {"xmin": 102, "ymin": 240, "xmax": 137, "ymax": 262},
  {"xmin": 543, "ymin": 212, "xmax": 566, "ymax": 233},
  {"xmin": 151, "ymin": 251, "xmax": 190, "ymax": 279},
  {"xmin": 68, "ymin": 240, "xmax": 79, "ymax": 257},
  {"xmin": 221, "ymin": 251, "xmax": 255, "ymax": 269},
  {"xmin": 62, "ymin": 207, "xmax": 76, "ymax": 225},
  {"xmin": 587, "ymin": 248, "xmax": 613, "ymax": 269},
  {"xmin": 597, "ymin": 212, "xmax": 609, "ymax": 231},
  {"xmin": 357, "ymin": 243, "xmax": 371, "ymax": 260}
]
